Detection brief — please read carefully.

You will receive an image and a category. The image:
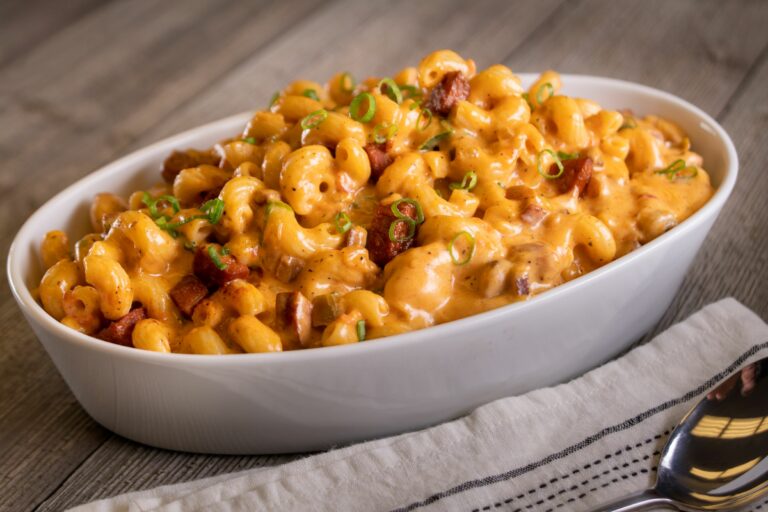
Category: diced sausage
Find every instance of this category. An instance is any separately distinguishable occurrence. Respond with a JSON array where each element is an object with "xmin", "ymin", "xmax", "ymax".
[
  {"xmin": 515, "ymin": 276, "xmax": 530, "ymax": 296},
  {"xmin": 311, "ymin": 293, "xmax": 342, "ymax": 327},
  {"xmin": 161, "ymin": 149, "xmax": 220, "ymax": 183},
  {"xmin": 426, "ymin": 71, "xmax": 470, "ymax": 117},
  {"xmin": 193, "ymin": 244, "xmax": 249, "ymax": 288},
  {"xmin": 521, "ymin": 204, "xmax": 546, "ymax": 227},
  {"xmin": 170, "ymin": 275, "xmax": 209, "ymax": 316},
  {"xmin": 274, "ymin": 254, "xmax": 304, "ymax": 283},
  {"xmin": 98, "ymin": 307, "xmax": 147, "ymax": 346},
  {"xmin": 366, "ymin": 200, "xmax": 419, "ymax": 267},
  {"xmin": 275, "ymin": 291, "xmax": 313, "ymax": 346},
  {"xmin": 364, "ymin": 142, "xmax": 393, "ymax": 182},
  {"xmin": 345, "ymin": 226, "xmax": 368, "ymax": 247},
  {"xmin": 549, "ymin": 156, "xmax": 593, "ymax": 197}
]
